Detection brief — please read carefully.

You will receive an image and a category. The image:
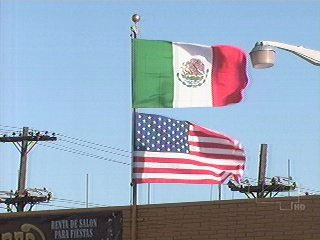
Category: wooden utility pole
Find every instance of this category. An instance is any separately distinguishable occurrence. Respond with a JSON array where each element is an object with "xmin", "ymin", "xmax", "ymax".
[
  {"xmin": 257, "ymin": 144, "xmax": 267, "ymax": 198},
  {"xmin": 18, "ymin": 127, "xmax": 29, "ymax": 192},
  {"xmin": 0, "ymin": 127, "xmax": 57, "ymax": 212}
]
